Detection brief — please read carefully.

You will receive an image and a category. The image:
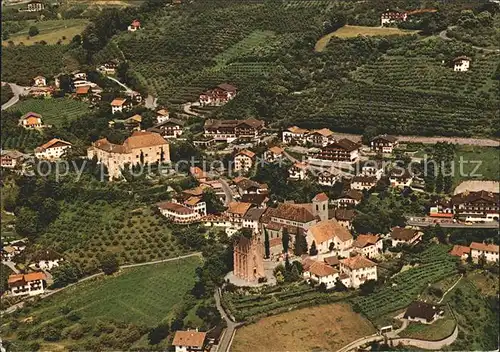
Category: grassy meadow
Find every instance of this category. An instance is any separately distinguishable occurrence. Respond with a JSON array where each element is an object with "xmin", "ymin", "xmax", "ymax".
[
  {"xmin": 453, "ymin": 146, "xmax": 500, "ymax": 186},
  {"xmin": 2, "ymin": 19, "xmax": 89, "ymax": 46}
]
